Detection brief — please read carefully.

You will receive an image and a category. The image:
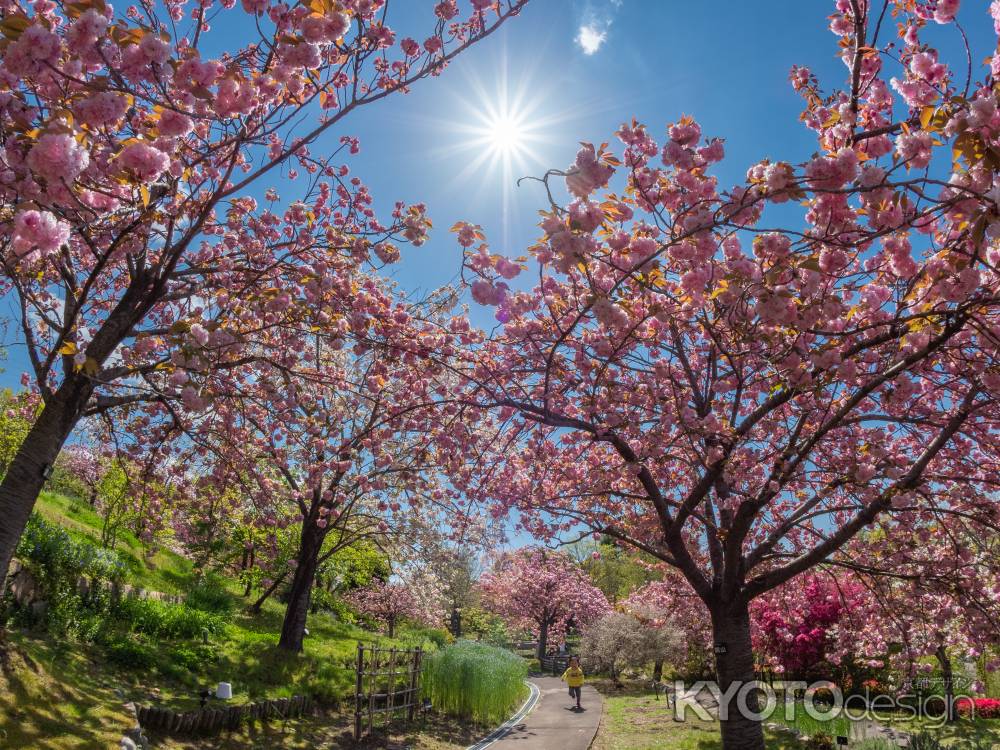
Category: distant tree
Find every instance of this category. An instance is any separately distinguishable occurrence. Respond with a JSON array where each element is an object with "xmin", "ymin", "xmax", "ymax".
[
  {"xmin": 52, "ymin": 444, "xmax": 104, "ymax": 506},
  {"xmin": 346, "ymin": 577, "xmax": 444, "ymax": 637},
  {"xmin": 624, "ymin": 577, "xmax": 713, "ymax": 681},
  {"xmin": 478, "ymin": 547, "xmax": 610, "ymax": 660},
  {"xmin": 581, "ymin": 610, "xmax": 683, "ymax": 684},
  {"xmin": 574, "ymin": 539, "xmax": 658, "ymax": 602},
  {"xmin": 0, "ymin": 391, "xmax": 36, "ymax": 479}
]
